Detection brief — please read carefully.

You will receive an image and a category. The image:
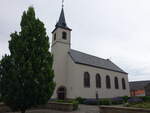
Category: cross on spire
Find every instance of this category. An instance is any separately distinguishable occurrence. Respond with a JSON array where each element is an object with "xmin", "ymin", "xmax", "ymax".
[{"xmin": 62, "ymin": 0, "xmax": 64, "ymax": 8}]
